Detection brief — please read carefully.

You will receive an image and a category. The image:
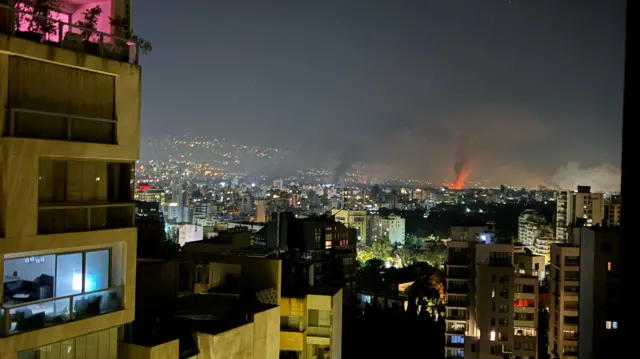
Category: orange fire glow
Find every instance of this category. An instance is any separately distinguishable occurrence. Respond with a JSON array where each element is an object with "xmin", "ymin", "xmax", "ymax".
[{"xmin": 449, "ymin": 166, "xmax": 472, "ymax": 190}]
